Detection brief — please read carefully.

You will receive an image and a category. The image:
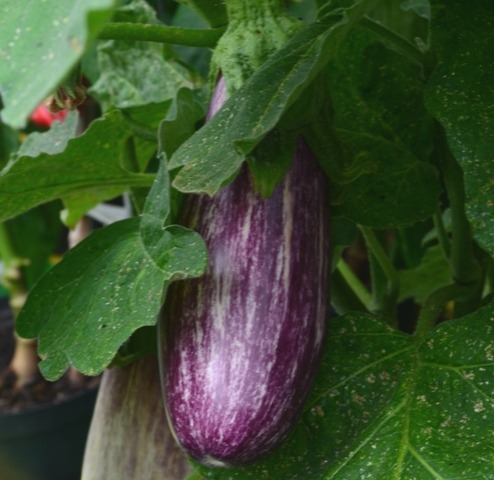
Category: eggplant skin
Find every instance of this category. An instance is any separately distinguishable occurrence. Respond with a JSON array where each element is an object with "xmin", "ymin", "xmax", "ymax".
[{"xmin": 161, "ymin": 81, "xmax": 330, "ymax": 467}]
